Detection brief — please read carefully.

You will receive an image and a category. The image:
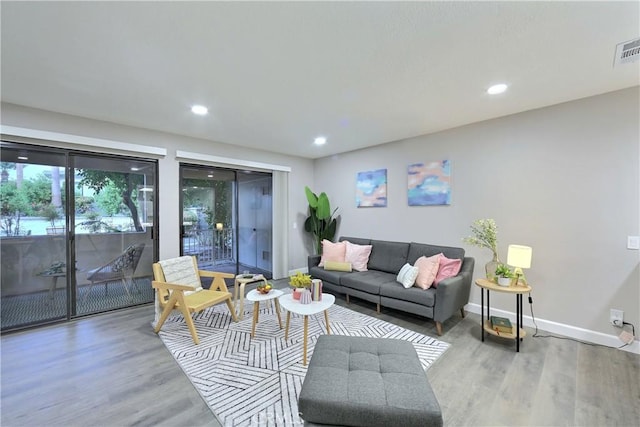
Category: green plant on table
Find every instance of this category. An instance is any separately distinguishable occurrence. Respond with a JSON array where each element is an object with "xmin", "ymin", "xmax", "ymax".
[
  {"xmin": 495, "ymin": 263, "xmax": 515, "ymax": 278},
  {"xmin": 289, "ymin": 272, "xmax": 312, "ymax": 288}
]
